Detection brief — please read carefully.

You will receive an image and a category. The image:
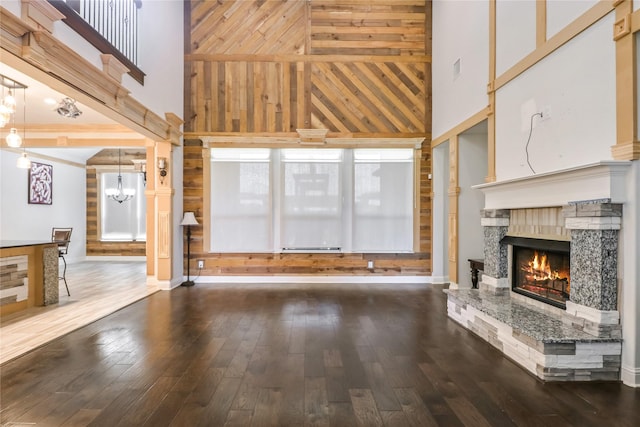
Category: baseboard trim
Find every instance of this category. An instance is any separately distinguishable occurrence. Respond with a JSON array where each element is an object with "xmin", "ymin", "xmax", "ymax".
[
  {"xmin": 430, "ymin": 275, "xmax": 449, "ymax": 284},
  {"xmin": 621, "ymin": 365, "xmax": 640, "ymax": 388},
  {"xmin": 85, "ymin": 256, "xmax": 146, "ymax": 262},
  {"xmin": 191, "ymin": 275, "xmax": 435, "ymax": 284}
]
